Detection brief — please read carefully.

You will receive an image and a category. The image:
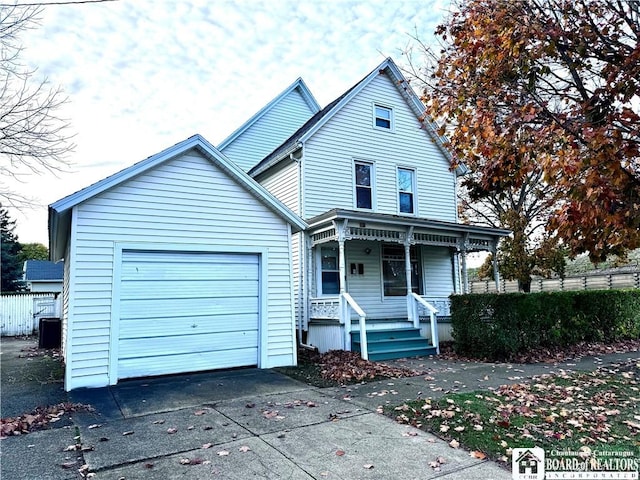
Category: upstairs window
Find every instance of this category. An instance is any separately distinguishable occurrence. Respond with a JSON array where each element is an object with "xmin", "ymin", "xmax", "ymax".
[
  {"xmin": 398, "ymin": 167, "xmax": 416, "ymax": 214},
  {"xmin": 374, "ymin": 105, "xmax": 393, "ymax": 130},
  {"xmin": 354, "ymin": 161, "xmax": 373, "ymax": 209}
]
